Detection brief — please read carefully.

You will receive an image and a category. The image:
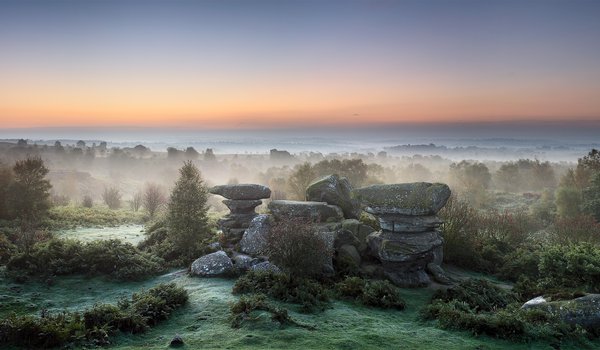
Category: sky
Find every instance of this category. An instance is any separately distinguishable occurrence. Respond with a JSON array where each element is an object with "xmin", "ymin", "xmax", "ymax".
[{"xmin": 1, "ymin": 0, "xmax": 600, "ymax": 129}]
